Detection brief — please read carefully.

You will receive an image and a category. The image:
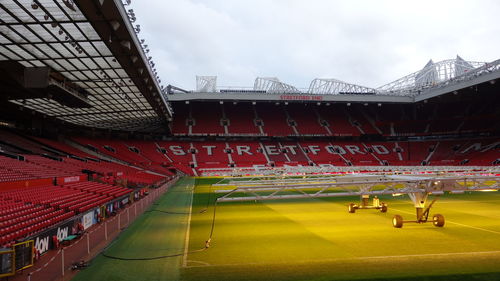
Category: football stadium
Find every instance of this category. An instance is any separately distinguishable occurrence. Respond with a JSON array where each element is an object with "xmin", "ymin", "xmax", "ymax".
[{"xmin": 0, "ymin": 1, "xmax": 500, "ymax": 281}]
